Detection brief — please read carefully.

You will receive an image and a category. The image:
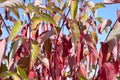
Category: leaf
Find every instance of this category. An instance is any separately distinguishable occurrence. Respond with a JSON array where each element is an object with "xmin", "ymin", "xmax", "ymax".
[
  {"xmin": 8, "ymin": 20, "xmax": 22, "ymax": 41},
  {"xmin": 70, "ymin": 0, "xmax": 78, "ymax": 18},
  {"xmin": 37, "ymin": 30, "xmax": 55, "ymax": 44},
  {"xmin": 44, "ymin": 38, "xmax": 52, "ymax": 56},
  {"xmin": 81, "ymin": 14, "xmax": 89, "ymax": 21},
  {"xmin": 17, "ymin": 66, "xmax": 27, "ymax": 79},
  {"xmin": 27, "ymin": 4, "xmax": 40, "ymax": 14},
  {"xmin": 17, "ymin": 57, "xmax": 30, "ymax": 74},
  {"xmin": 98, "ymin": 19, "xmax": 112, "ymax": 34},
  {"xmin": 78, "ymin": 75, "xmax": 87, "ymax": 80},
  {"xmin": 94, "ymin": 3, "xmax": 105, "ymax": 10},
  {"xmin": 31, "ymin": 41, "xmax": 39, "ymax": 62},
  {"xmin": 0, "ymin": 39, "xmax": 6, "ymax": 67},
  {"xmin": 70, "ymin": 20, "xmax": 80, "ymax": 54},
  {"xmin": 90, "ymin": 31, "xmax": 98, "ymax": 44},
  {"xmin": 41, "ymin": 58, "xmax": 49, "ymax": 69},
  {"xmin": 104, "ymin": 0, "xmax": 120, "ymax": 3},
  {"xmin": 0, "ymin": 71, "xmax": 20, "ymax": 80},
  {"xmin": 96, "ymin": 17, "xmax": 103, "ymax": 23},
  {"xmin": 9, "ymin": 37, "xmax": 24, "ymax": 59},
  {"xmin": 32, "ymin": 20, "xmax": 40, "ymax": 30},
  {"xmin": 106, "ymin": 23, "xmax": 120, "ymax": 42},
  {"xmin": 32, "ymin": 13, "xmax": 56, "ymax": 25}
]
